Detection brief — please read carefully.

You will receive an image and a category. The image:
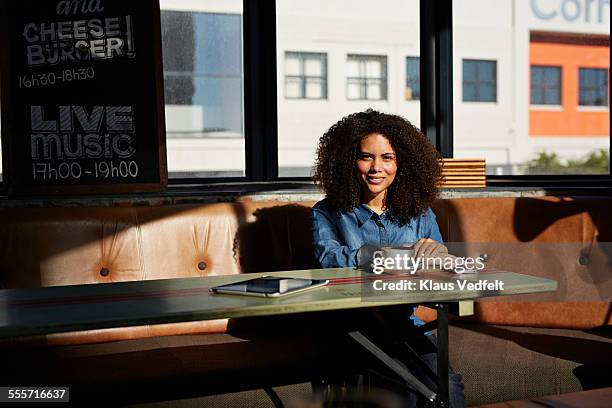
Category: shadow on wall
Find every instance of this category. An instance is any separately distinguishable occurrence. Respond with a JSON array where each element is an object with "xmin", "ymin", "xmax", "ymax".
[{"xmin": 235, "ymin": 204, "xmax": 318, "ymax": 273}]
